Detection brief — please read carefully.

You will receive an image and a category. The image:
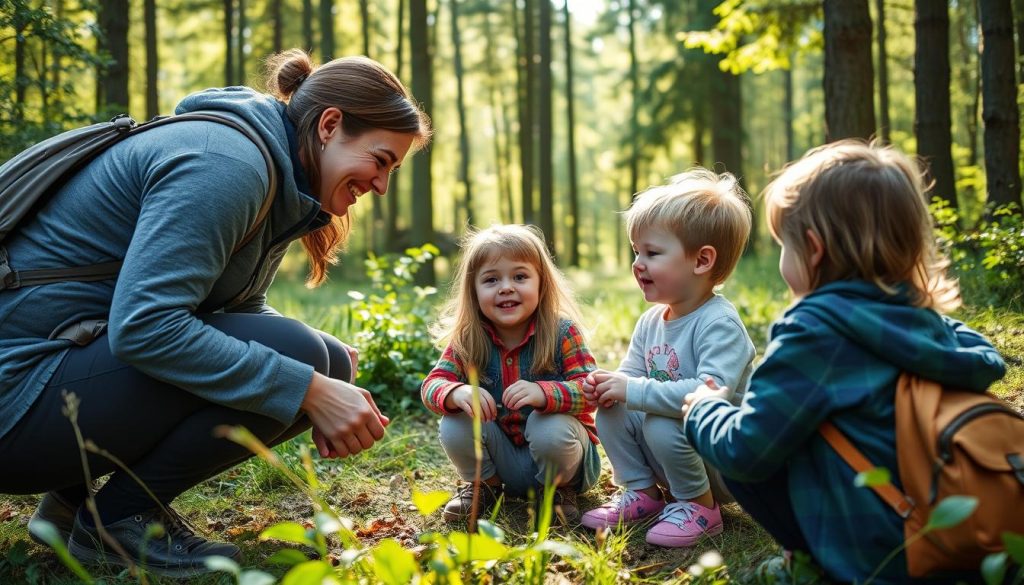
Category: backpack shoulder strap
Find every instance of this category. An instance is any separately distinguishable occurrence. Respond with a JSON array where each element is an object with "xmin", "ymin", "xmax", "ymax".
[
  {"xmin": 818, "ymin": 420, "xmax": 916, "ymax": 518},
  {"xmin": 0, "ymin": 112, "xmax": 278, "ymax": 291}
]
